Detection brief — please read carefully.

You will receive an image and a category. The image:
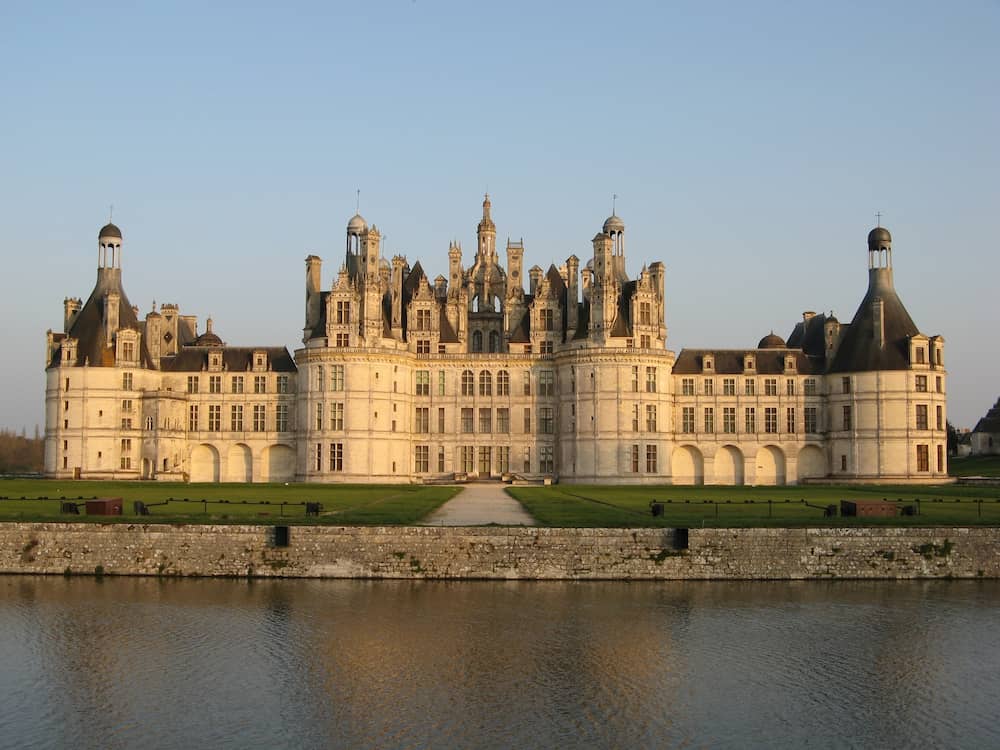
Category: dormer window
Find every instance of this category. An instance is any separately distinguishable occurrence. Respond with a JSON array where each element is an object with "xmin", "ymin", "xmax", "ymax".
[
  {"xmin": 703, "ymin": 356, "xmax": 714, "ymax": 372},
  {"xmin": 744, "ymin": 356, "xmax": 755, "ymax": 371}
]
